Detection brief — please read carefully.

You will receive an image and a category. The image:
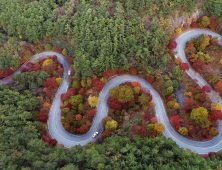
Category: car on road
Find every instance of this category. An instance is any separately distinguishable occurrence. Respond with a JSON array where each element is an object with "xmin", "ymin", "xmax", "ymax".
[
  {"xmin": 68, "ymin": 70, "xmax": 71, "ymax": 75},
  {"xmin": 92, "ymin": 132, "xmax": 98, "ymax": 138}
]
